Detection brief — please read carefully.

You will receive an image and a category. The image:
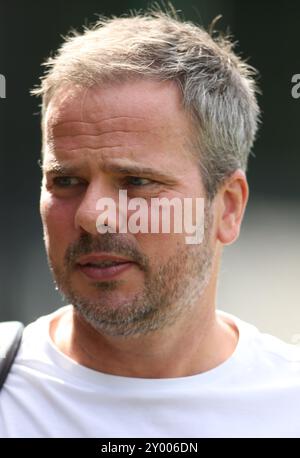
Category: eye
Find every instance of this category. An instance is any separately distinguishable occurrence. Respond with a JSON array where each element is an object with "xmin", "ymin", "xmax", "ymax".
[
  {"xmin": 124, "ymin": 176, "xmax": 154, "ymax": 187},
  {"xmin": 52, "ymin": 176, "xmax": 83, "ymax": 188}
]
